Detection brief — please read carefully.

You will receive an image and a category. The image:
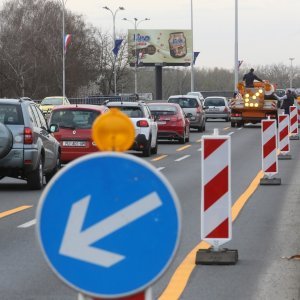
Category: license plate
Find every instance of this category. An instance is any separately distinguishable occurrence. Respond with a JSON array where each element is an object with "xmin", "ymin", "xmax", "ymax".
[
  {"xmin": 157, "ymin": 121, "xmax": 166, "ymax": 125},
  {"xmin": 208, "ymin": 108, "xmax": 220, "ymax": 112},
  {"xmin": 62, "ymin": 141, "xmax": 86, "ymax": 147}
]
